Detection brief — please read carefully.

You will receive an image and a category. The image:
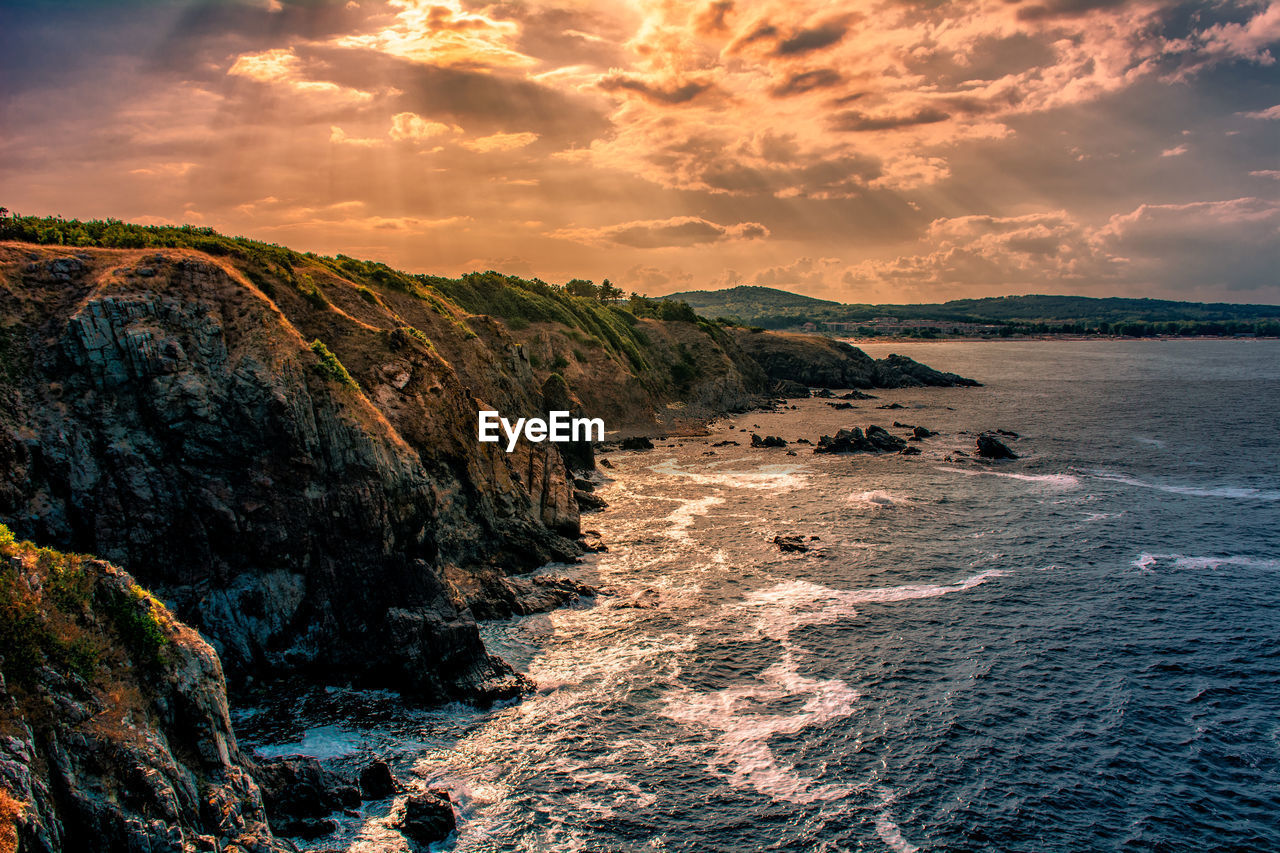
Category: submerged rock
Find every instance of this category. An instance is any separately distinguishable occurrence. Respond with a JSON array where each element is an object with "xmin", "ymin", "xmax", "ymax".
[
  {"xmin": 773, "ymin": 535, "xmax": 809, "ymax": 553},
  {"xmin": 976, "ymin": 434, "xmax": 1019, "ymax": 459},
  {"xmin": 615, "ymin": 588, "xmax": 662, "ymax": 609},
  {"xmin": 395, "ymin": 789, "xmax": 457, "ymax": 845}
]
